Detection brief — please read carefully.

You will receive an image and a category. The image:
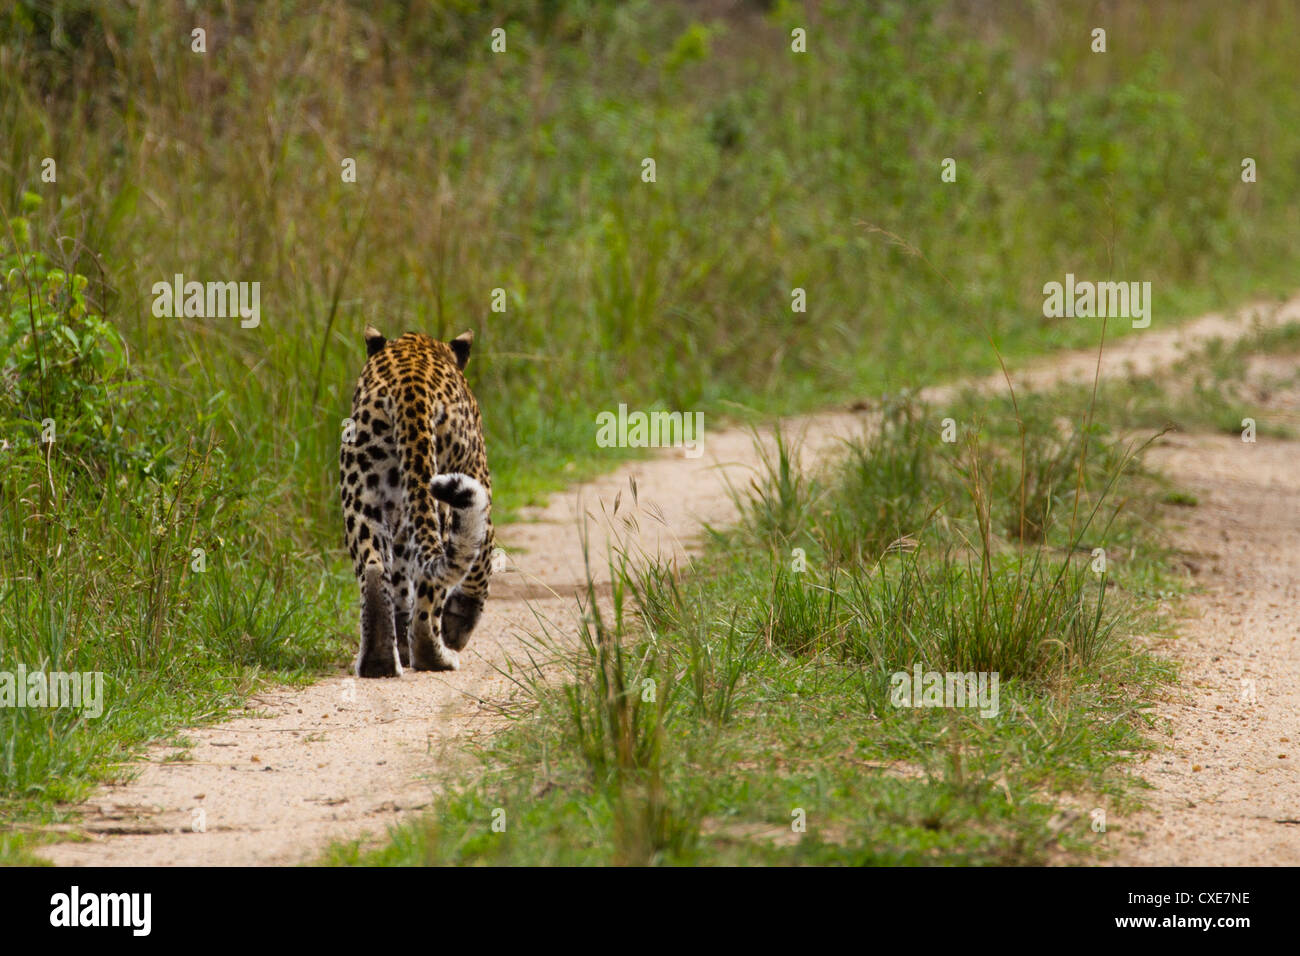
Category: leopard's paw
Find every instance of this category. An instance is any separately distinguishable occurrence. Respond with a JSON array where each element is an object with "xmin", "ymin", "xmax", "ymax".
[
  {"xmin": 441, "ymin": 592, "xmax": 484, "ymax": 651},
  {"xmin": 411, "ymin": 636, "xmax": 460, "ymax": 672},
  {"xmin": 356, "ymin": 650, "xmax": 402, "ymax": 679}
]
